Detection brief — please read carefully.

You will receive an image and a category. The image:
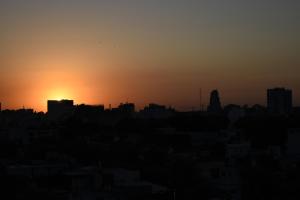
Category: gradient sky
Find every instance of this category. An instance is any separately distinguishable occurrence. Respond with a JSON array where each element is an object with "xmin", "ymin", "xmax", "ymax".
[{"xmin": 0, "ymin": 0, "xmax": 299, "ymax": 111}]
